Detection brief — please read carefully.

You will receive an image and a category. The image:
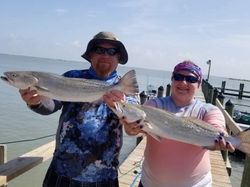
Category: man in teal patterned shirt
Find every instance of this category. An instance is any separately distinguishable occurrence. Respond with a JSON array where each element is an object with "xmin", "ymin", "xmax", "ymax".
[{"xmin": 19, "ymin": 32, "xmax": 139, "ymax": 187}]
